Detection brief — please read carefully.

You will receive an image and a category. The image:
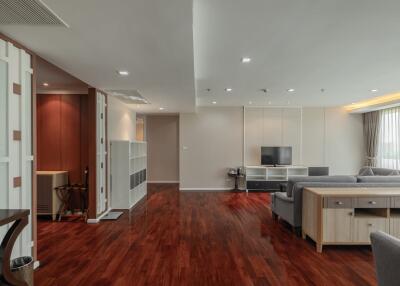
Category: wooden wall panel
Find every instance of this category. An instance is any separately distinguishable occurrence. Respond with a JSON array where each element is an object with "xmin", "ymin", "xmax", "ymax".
[
  {"xmin": 37, "ymin": 94, "xmax": 61, "ymax": 171},
  {"xmin": 60, "ymin": 94, "xmax": 81, "ymax": 182},
  {"xmin": 37, "ymin": 94, "xmax": 88, "ymax": 184}
]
